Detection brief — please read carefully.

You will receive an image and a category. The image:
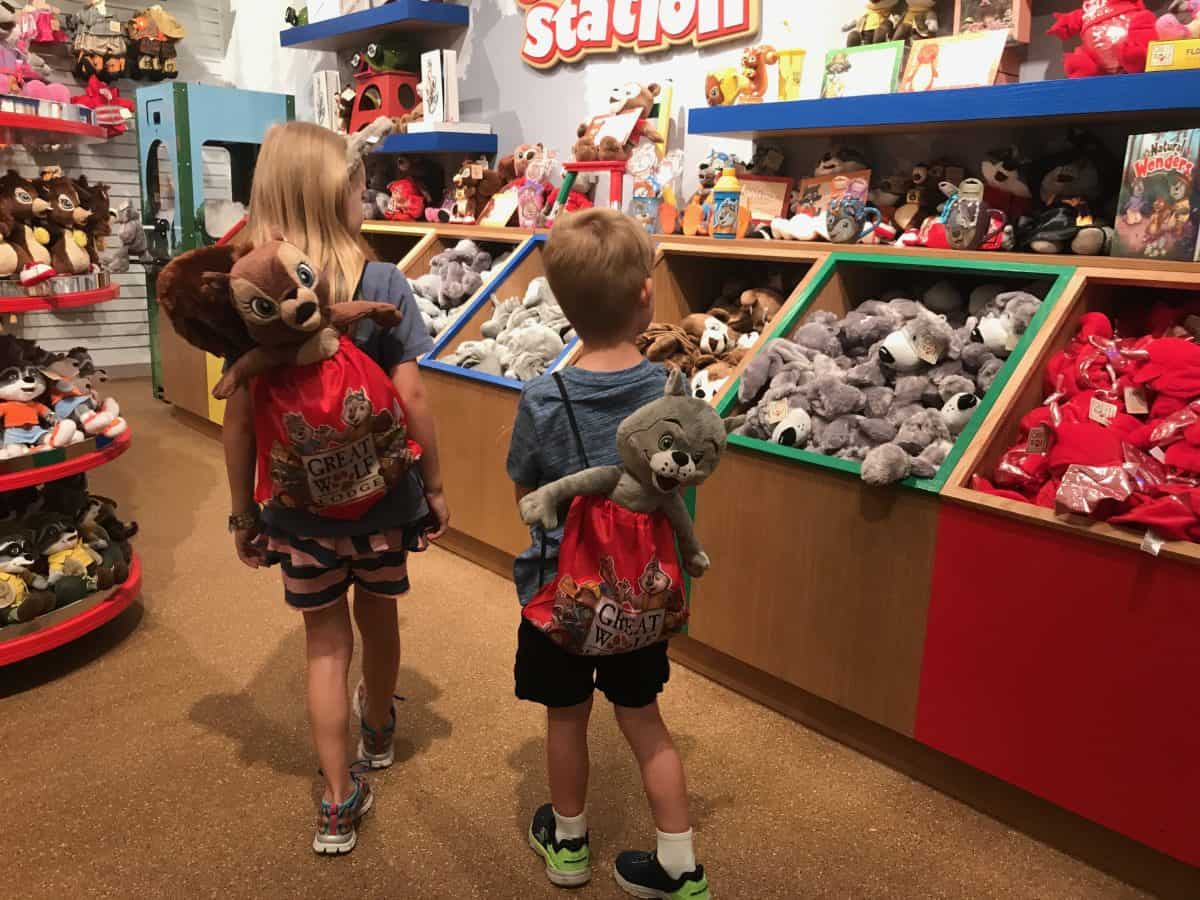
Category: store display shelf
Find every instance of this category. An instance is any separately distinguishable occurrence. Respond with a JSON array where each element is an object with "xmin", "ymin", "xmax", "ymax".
[
  {"xmin": 0, "ymin": 111, "xmax": 108, "ymax": 146},
  {"xmin": 716, "ymin": 253, "xmax": 1074, "ymax": 494},
  {"xmin": 0, "ymin": 429, "xmax": 130, "ymax": 491},
  {"xmin": 279, "ymin": 0, "xmax": 470, "ymax": 51},
  {"xmin": 363, "ymin": 220, "xmax": 536, "ymax": 242},
  {"xmin": 944, "ymin": 267, "xmax": 1200, "ymax": 564},
  {"xmin": 0, "ymin": 552, "xmax": 141, "ymax": 666},
  {"xmin": 0, "ymin": 283, "xmax": 118, "ymax": 313},
  {"xmin": 688, "ymin": 71, "xmax": 1200, "ymax": 138},
  {"xmin": 377, "ymin": 131, "xmax": 498, "ymax": 156}
]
